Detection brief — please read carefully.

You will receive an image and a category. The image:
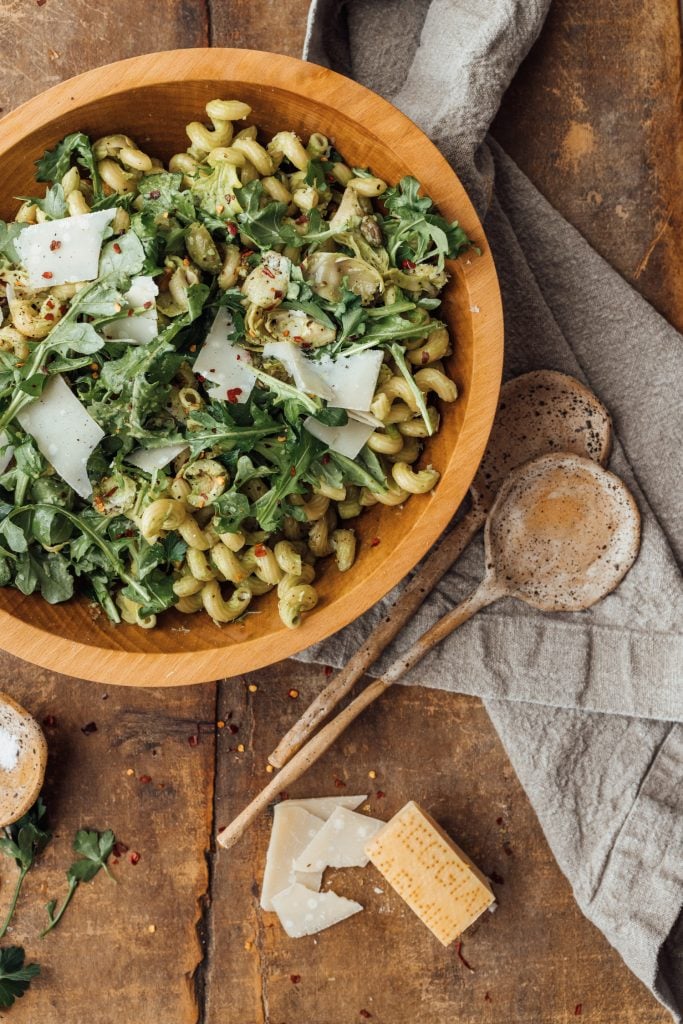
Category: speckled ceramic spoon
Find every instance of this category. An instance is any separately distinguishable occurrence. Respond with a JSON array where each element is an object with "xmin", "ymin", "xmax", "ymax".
[
  {"xmin": 219, "ymin": 452, "xmax": 639, "ymax": 849},
  {"xmin": 269, "ymin": 370, "xmax": 612, "ymax": 768}
]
